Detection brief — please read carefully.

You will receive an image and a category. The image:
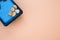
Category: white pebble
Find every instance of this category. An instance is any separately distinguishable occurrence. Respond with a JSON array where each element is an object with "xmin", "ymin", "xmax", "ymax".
[
  {"xmin": 15, "ymin": 9, "xmax": 20, "ymax": 13},
  {"xmin": 13, "ymin": 5, "xmax": 17, "ymax": 9}
]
